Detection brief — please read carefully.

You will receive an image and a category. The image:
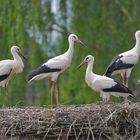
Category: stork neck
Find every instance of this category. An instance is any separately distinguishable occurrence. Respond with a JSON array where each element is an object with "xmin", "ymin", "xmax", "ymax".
[
  {"xmin": 12, "ymin": 52, "xmax": 23, "ymax": 63},
  {"xmin": 65, "ymin": 39, "xmax": 74, "ymax": 59},
  {"xmin": 134, "ymin": 37, "xmax": 140, "ymax": 55},
  {"xmin": 86, "ymin": 61, "xmax": 94, "ymax": 76}
]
